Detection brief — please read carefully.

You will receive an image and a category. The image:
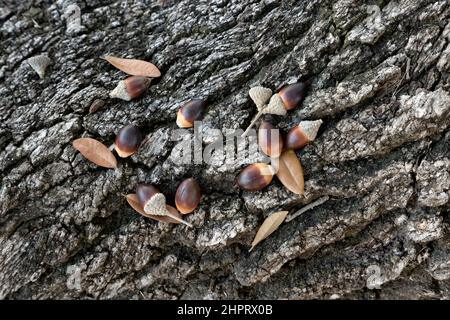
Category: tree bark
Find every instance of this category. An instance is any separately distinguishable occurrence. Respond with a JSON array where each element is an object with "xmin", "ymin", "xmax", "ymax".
[{"xmin": 0, "ymin": 0, "xmax": 449, "ymax": 299}]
